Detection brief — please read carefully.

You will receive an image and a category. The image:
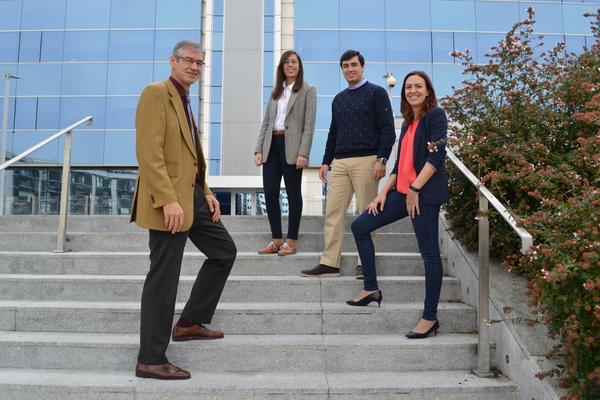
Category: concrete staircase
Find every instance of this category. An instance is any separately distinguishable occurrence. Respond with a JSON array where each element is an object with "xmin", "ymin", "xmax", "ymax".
[{"xmin": 0, "ymin": 215, "xmax": 519, "ymax": 399}]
